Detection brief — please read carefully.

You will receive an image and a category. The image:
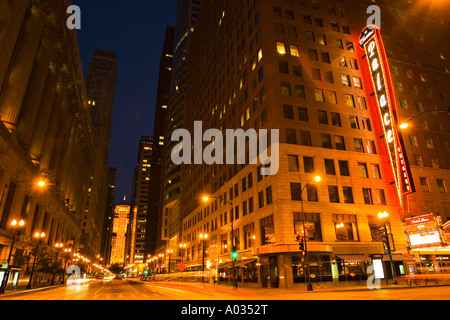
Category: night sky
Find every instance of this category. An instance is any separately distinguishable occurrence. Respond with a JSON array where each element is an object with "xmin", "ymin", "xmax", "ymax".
[{"xmin": 73, "ymin": 0, "xmax": 177, "ymax": 204}]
